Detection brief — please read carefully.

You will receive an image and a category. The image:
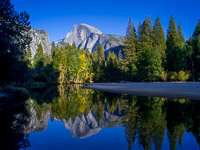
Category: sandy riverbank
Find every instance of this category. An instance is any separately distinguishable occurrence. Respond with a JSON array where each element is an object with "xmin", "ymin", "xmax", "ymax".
[{"xmin": 83, "ymin": 82, "xmax": 200, "ymax": 100}]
